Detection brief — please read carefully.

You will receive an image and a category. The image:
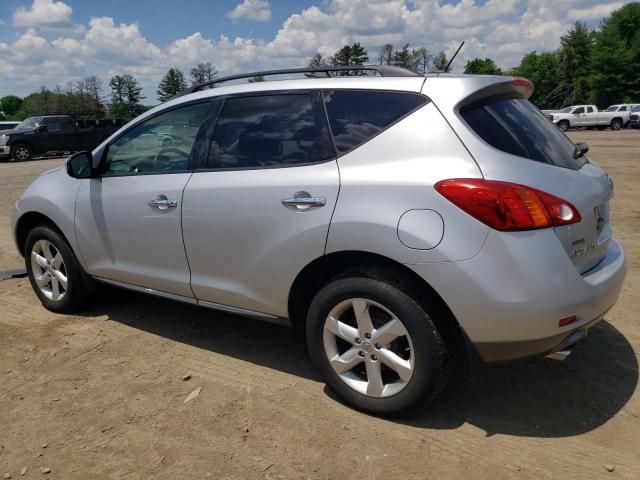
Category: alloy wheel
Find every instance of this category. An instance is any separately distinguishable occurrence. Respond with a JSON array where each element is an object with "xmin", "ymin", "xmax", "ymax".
[
  {"xmin": 15, "ymin": 146, "xmax": 30, "ymax": 161},
  {"xmin": 323, "ymin": 298, "xmax": 414, "ymax": 398},
  {"xmin": 31, "ymin": 239, "xmax": 67, "ymax": 301}
]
